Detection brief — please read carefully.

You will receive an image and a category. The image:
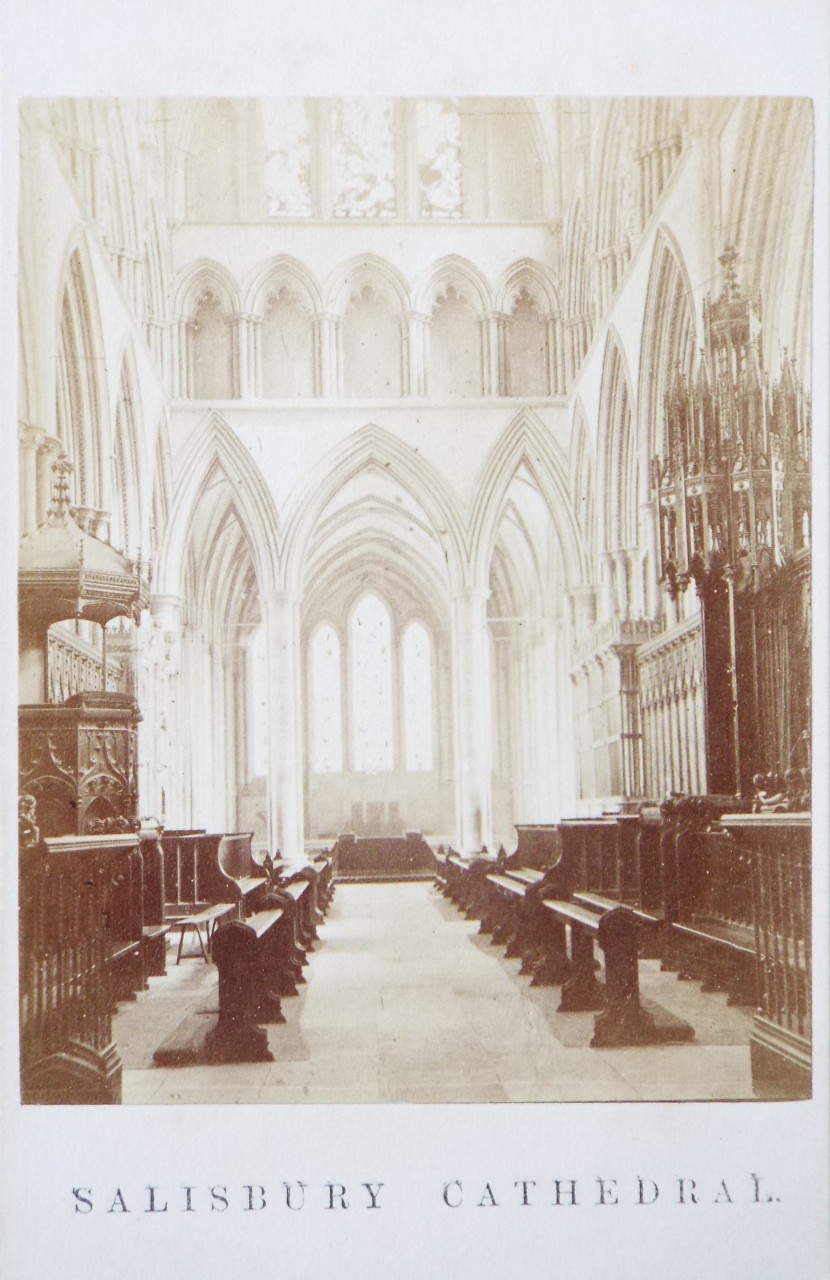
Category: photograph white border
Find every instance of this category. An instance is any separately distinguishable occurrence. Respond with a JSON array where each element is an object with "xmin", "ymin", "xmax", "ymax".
[{"xmin": 1, "ymin": 3, "xmax": 828, "ymax": 1277}]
